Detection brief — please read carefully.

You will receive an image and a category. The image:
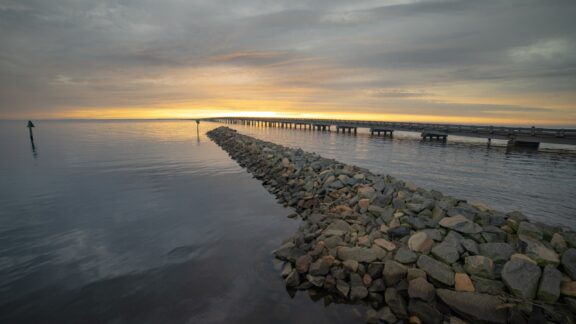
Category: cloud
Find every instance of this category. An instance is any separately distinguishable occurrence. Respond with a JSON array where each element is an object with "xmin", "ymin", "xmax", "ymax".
[
  {"xmin": 0, "ymin": 0, "xmax": 574, "ymax": 125},
  {"xmin": 368, "ymin": 88, "xmax": 434, "ymax": 98}
]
